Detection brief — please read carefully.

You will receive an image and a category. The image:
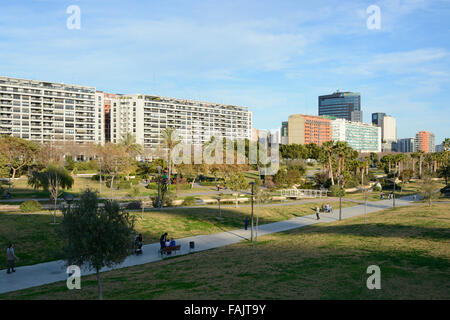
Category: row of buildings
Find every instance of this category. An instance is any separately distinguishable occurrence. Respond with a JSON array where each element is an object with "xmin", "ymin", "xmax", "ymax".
[
  {"xmin": 255, "ymin": 91, "xmax": 436, "ymax": 154},
  {"xmin": 0, "ymin": 76, "xmax": 252, "ymax": 150},
  {"xmin": 0, "ymin": 76, "xmax": 439, "ymax": 155}
]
